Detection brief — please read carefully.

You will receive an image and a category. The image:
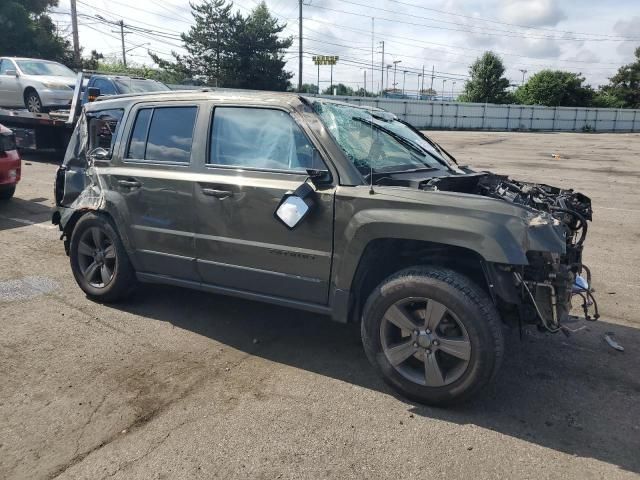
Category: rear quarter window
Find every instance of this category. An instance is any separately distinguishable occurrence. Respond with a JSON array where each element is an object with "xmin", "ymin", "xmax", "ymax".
[{"xmin": 87, "ymin": 108, "xmax": 124, "ymax": 154}]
